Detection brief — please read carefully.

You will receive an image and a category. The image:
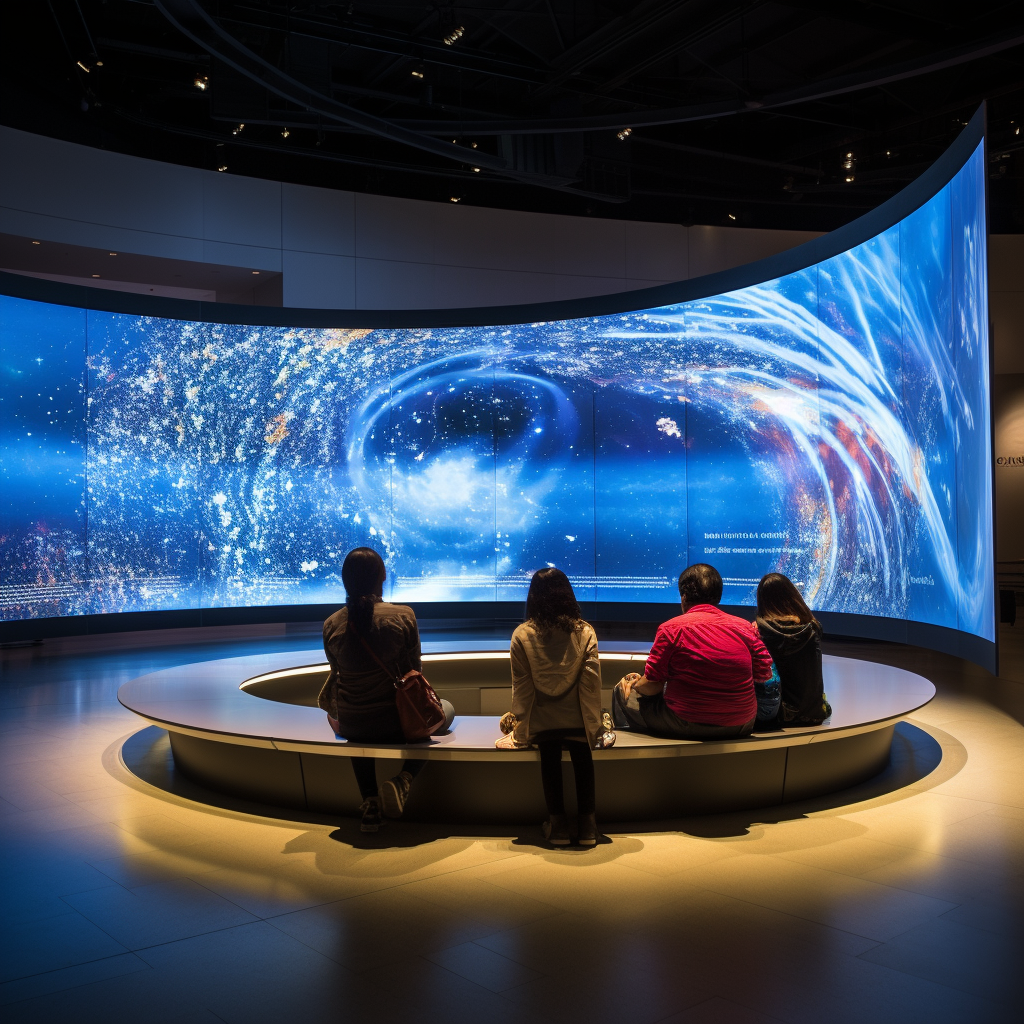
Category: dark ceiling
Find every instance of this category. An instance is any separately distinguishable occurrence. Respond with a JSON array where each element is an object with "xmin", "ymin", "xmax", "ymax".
[{"xmin": 4, "ymin": 1, "xmax": 1024, "ymax": 232}]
